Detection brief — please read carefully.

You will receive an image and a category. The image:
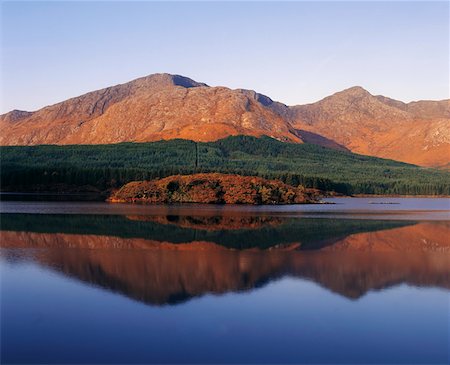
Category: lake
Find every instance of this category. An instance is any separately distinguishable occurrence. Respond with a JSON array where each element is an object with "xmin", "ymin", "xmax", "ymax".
[{"xmin": 1, "ymin": 198, "xmax": 449, "ymax": 364}]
